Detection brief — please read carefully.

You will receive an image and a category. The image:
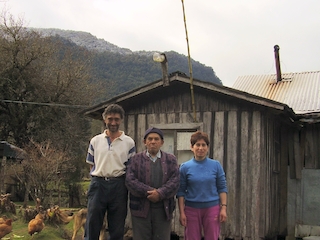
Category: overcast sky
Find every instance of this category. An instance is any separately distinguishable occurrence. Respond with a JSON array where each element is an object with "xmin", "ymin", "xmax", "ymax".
[{"xmin": 2, "ymin": 0, "xmax": 320, "ymax": 87}]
